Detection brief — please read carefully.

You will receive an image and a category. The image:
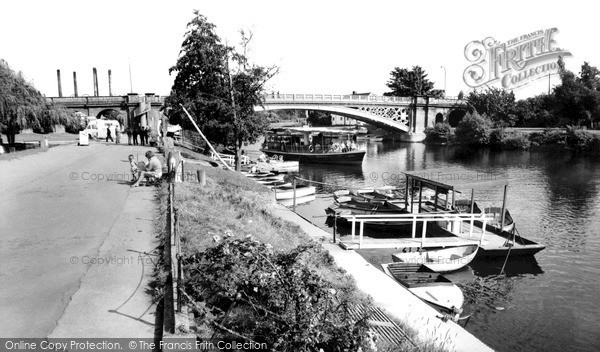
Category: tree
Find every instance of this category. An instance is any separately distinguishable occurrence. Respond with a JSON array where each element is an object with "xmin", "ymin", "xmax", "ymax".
[
  {"xmin": 384, "ymin": 66, "xmax": 443, "ymax": 97},
  {"xmin": 466, "ymin": 87, "xmax": 518, "ymax": 127},
  {"xmin": 553, "ymin": 57, "xmax": 600, "ymax": 127},
  {"xmin": 454, "ymin": 112, "xmax": 493, "ymax": 146},
  {"xmin": 0, "ymin": 60, "xmax": 46, "ymax": 144},
  {"xmin": 165, "ymin": 12, "xmax": 277, "ymax": 171}
]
